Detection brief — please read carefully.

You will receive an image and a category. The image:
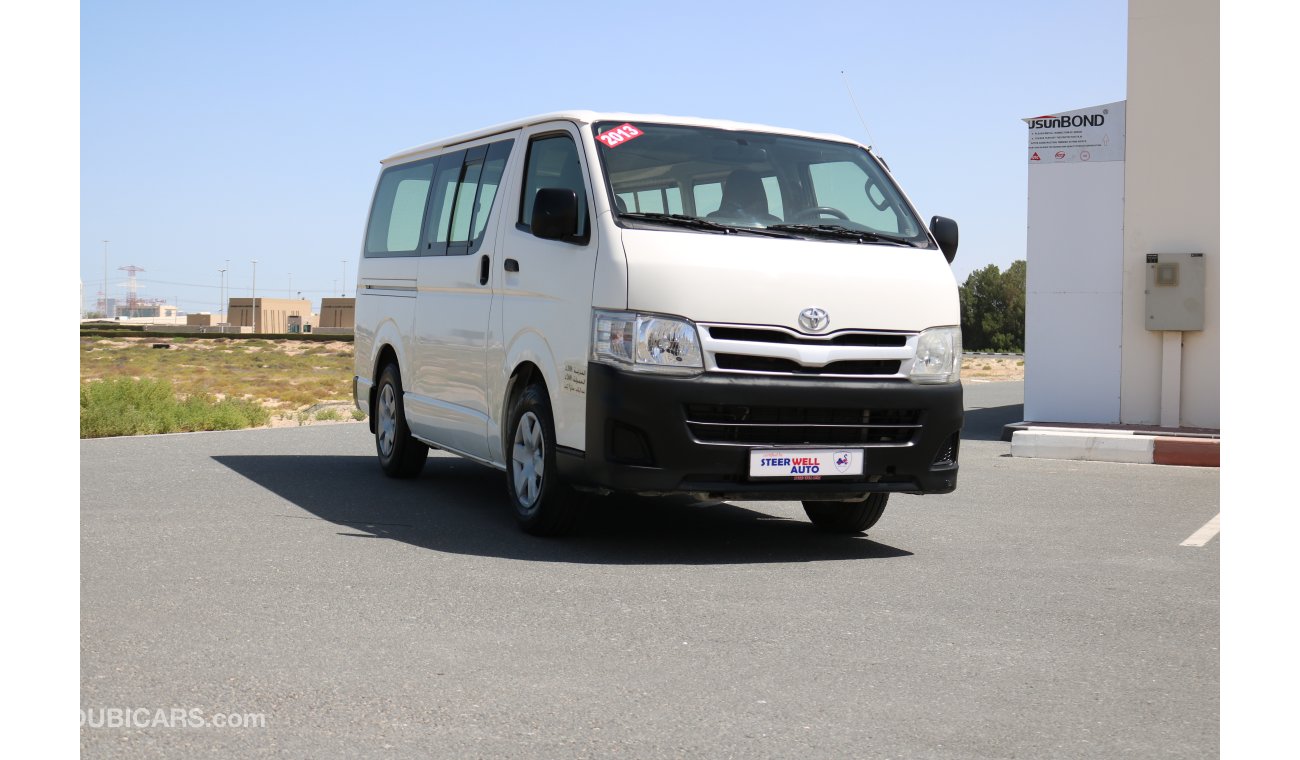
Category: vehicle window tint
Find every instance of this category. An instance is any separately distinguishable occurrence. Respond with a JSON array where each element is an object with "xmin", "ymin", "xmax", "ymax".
[
  {"xmin": 666, "ymin": 186, "xmax": 683, "ymax": 215},
  {"xmin": 520, "ymin": 134, "xmax": 587, "ymax": 238},
  {"xmin": 365, "ymin": 161, "xmax": 434, "ymax": 256},
  {"xmin": 665, "ymin": 185, "xmax": 686, "ymax": 213},
  {"xmin": 468, "ymin": 140, "xmax": 514, "ymax": 249},
  {"xmin": 617, "ymin": 186, "xmax": 681, "ymax": 215},
  {"xmin": 635, "ymin": 189, "xmax": 664, "ymax": 214},
  {"xmin": 808, "ymin": 161, "xmax": 900, "ymax": 233},
  {"xmin": 424, "ymin": 152, "xmax": 464, "ymax": 254},
  {"xmin": 693, "ymin": 182, "xmax": 722, "ymax": 216},
  {"xmin": 449, "ymin": 156, "xmax": 485, "ymax": 246},
  {"xmin": 423, "ymin": 141, "xmax": 516, "ymax": 256},
  {"xmin": 761, "ymin": 175, "xmax": 784, "ymax": 219},
  {"xmin": 593, "ymin": 121, "xmax": 926, "ymax": 242}
]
